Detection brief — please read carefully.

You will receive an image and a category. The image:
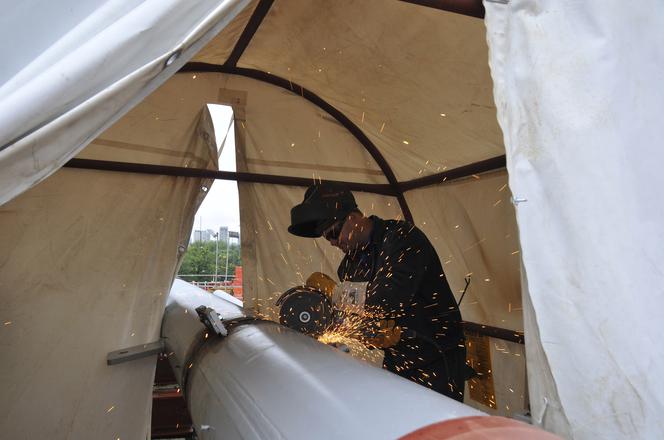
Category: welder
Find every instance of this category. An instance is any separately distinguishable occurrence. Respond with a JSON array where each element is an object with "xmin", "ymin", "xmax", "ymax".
[{"xmin": 287, "ymin": 183, "xmax": 472, "ymax": 401}]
